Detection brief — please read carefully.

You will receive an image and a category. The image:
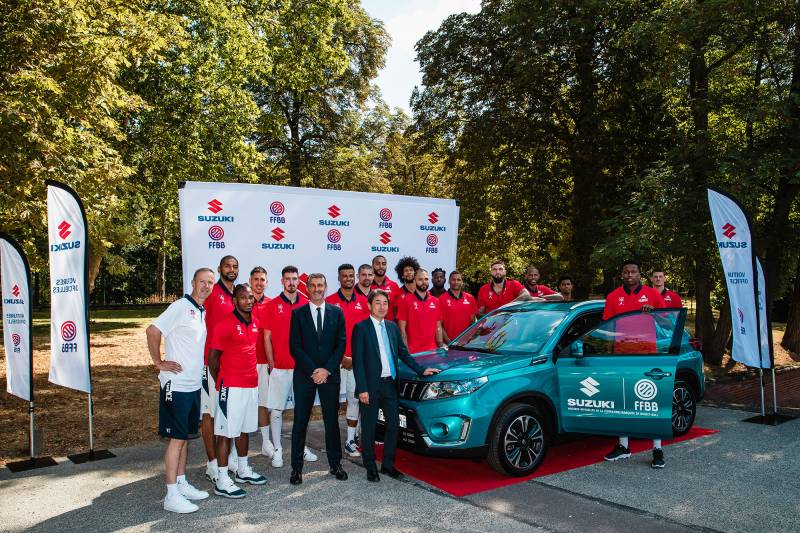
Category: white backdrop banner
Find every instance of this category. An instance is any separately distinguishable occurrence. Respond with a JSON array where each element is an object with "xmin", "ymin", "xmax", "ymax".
[
  {"xmin": 756, "ymin": 257, "xmax": 771, "ymax": 368},
  {"xmin": 0, "ymin": 235, "xmax": 33, "ymax": 400},
  {"xmin": 178, "ymin": 181, "xmax": 460, "ymax": 295},
  {"xmin": 47, "ymin": 181, "xmax": 91, "ymax": 393},
  {"xmin": 707, "ymin": 188, "xmax": 767, "ymax": 368}
]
